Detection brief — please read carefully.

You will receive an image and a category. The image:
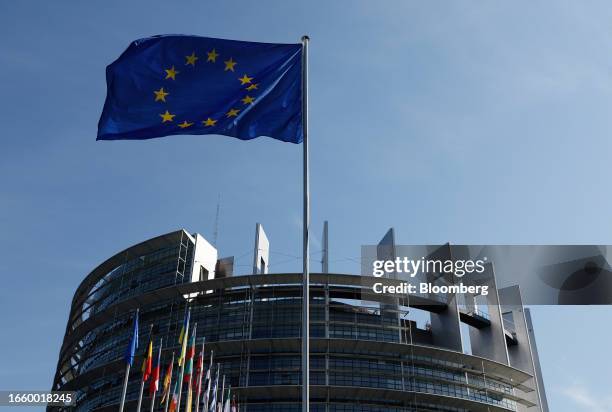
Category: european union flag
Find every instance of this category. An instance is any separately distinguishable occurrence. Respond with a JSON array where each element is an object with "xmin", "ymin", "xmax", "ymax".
[
  {"xmin": 97, "ymin": 35, "xmax": 303, "ymax": 143},
  {"xmin": 124, "ymin": 310, "xmax": 139, "ymax": 366}
]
